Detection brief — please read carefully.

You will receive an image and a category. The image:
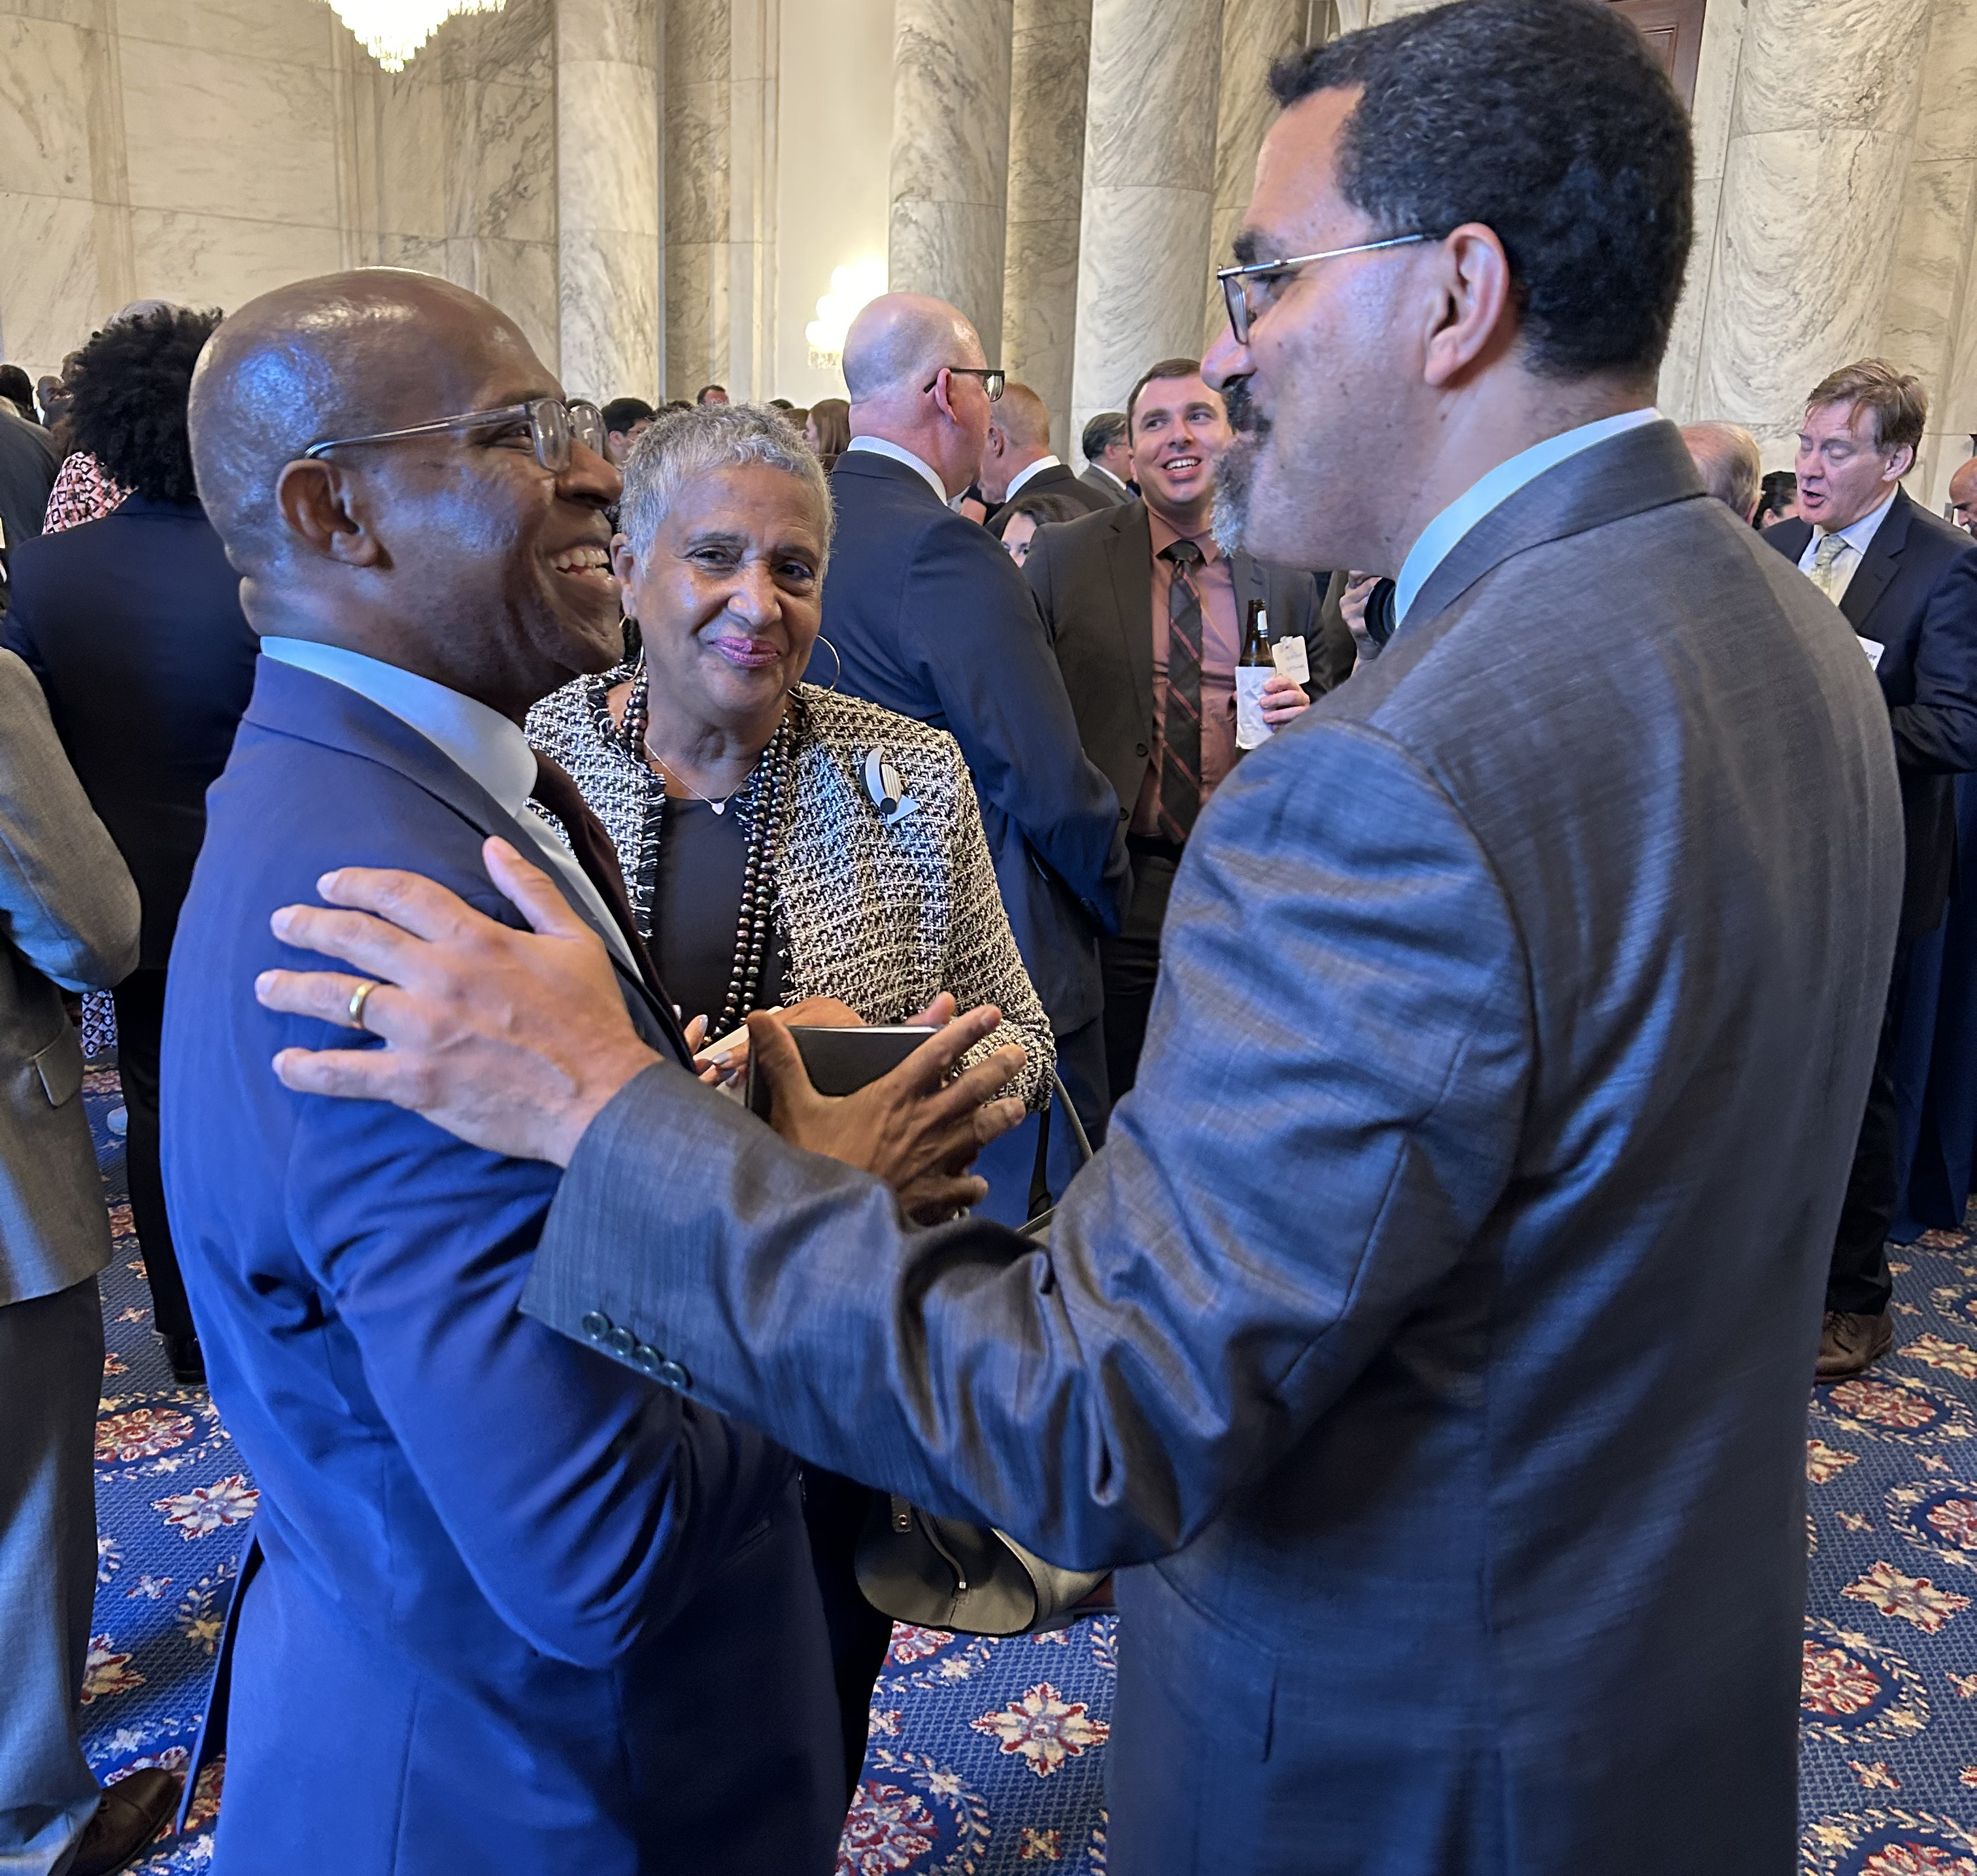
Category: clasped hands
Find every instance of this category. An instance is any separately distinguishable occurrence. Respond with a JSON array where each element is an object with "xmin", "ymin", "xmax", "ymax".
[{"xmin": 252, "ymin": 836, "xmax": 1028, "ymax": 1222}]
